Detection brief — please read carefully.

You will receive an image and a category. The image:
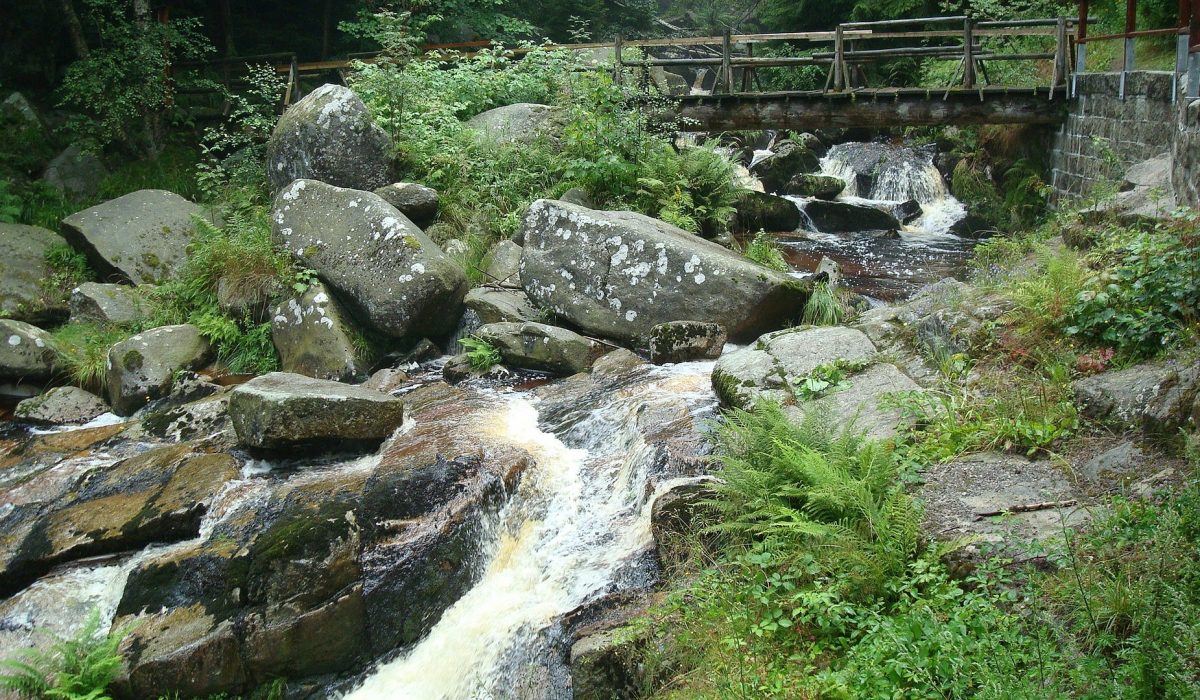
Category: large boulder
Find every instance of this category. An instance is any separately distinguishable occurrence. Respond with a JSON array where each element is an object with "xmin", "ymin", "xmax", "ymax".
[
  {"xmin": 265, "ymin": 84, "xmax": 393, "ymax": 193},
  {"xmin": 648, "ymin": 321, "xmax": 726, "ymax": 364},
  {"xmin": 783, "ymin": 173, "xmax": 845, "ymax": 199},
  {"xmin": 474, "ymin": 321, "xmax": 604, "ymax": 375},
  {"xmin": 372, "ymin": 183, "xmax": 439, "ymax": 229},
  {"xmin": 464, "ymin": 287, "xmax": 542, "ymax": 325},
  {"xmin": 482, "ymin": 240, "xmax": 523, "ymax": 283},
  {"xmin": 750, "ymin": 141, "xmax": 820, "ymax": 193},
  {"xmin": 802, "ymin": 199, "xmax": 900, "ymax": 233},
  {"xmin": 106, "ymin": 325, "xmax": 213, "ymax": 416},
  {"xmin": 60, "ymin": 190, "xmax": 215, "ymax": 285},
  {"xmin": 732, "ymin": 191, "xmax": 802, "ymax": 233},
  {"xmin": 518, "ymin": 199, "xmax": 808, "ymax": 343},
  {"xmin": 69, "ymin": 282, "xmax": 149, "ymax": 325},
  {"xmin": 14, "ymin": 386, "xmax": 108, "ymax": 425},
  {"xmin": 228, "ymin": 372, "xmax": 405, "ymax": 450},
  {"xmin": 712, "ymin": 326, "xmax": 918, "ymax": 439},
  {"xmin": 467, "ymin": 103, "xmax": 561, "ymax": 145},
  {"xmin": 270, "ymin": 281, "xmax": 362, "ymax": 382},
  {"xmin": 272, "ymin": 180, "xmax": 469, "ymax": 339},
  {"xmin": 0, "ymin": 223, "xmax": 70, "ymax": 324},
  {"xmin": 42, "ymin": 144, "xmax": 107, "ymax": 200},
  {"xmin": 0, "ymin": 319, "xmax": 61, "ymax": 381}
]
